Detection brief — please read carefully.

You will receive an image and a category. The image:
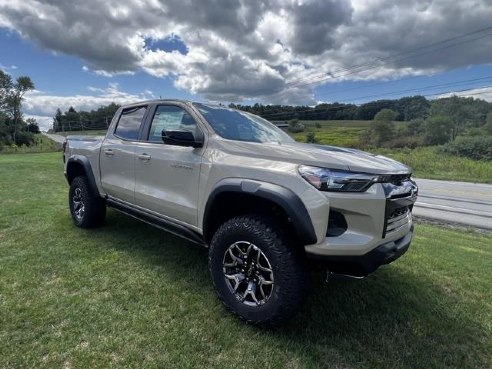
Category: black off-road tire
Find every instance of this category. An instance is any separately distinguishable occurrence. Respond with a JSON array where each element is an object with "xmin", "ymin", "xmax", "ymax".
[
  {"xmin": 209, "ymin": 215, "xmax": 309, "ymax": 327},
  {"xmin": 69, "ymin": 176, "xmax": 106, "ymax": 228}
]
